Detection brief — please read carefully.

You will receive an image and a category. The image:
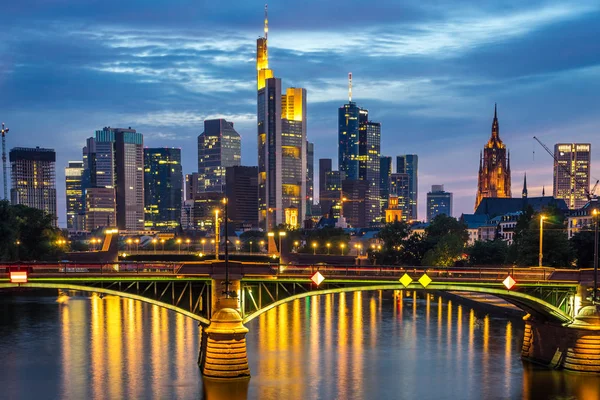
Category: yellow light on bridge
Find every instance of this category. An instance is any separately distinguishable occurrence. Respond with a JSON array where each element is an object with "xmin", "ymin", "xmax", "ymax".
[
  {"xmin": 399, "ymin": 273, "xmax": 413, "ymax": 288},
  {"xmin": 10, "ymin": 271, "xmax": 28, "ymax": 283},
  {"xmin": 503, "ymin": 276, "xmax": 516, "ymax": 290},
  {"xmin": 311, "ymin": 271, "xmax": 325, "ymax": 286}
]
